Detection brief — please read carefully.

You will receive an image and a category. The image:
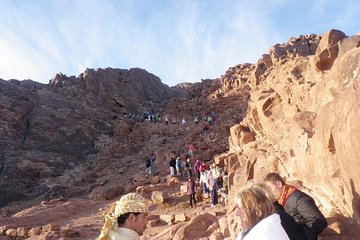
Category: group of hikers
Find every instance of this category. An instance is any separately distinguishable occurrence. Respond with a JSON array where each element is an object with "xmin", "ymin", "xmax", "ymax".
[
  {"xmin": 169, "ymin": 155, "xmax": 229, "ymax": 208},
  {"xmin": 120, "ymin": 110, "xmax": 218, "ymax": 133},
  {"xmin": 98, "ymin": 172, "xmax": 327, "ymax": 240},
  {"xmin": 144, "ymin": 143, "xmax": 228, "ymax": 209},
  {"xmin": 98, "ymin": 111, "xmax": 328, "ymax": 240}
]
